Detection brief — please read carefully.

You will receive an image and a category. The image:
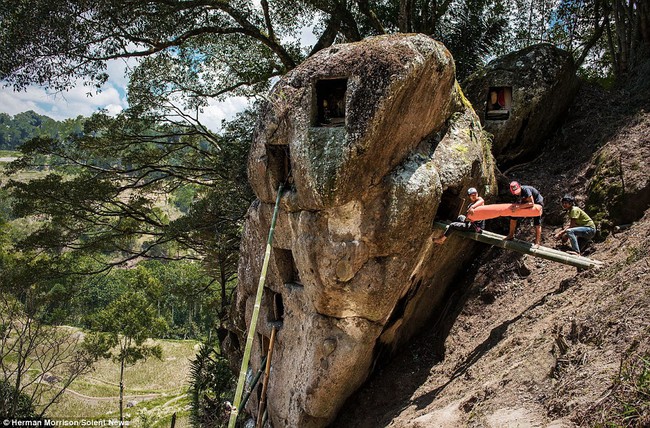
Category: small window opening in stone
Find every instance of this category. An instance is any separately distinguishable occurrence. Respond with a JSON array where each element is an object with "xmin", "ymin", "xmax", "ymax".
[
  {"xmin": 273, "ymin": 292, "xmax": 284, "ymax": 321},
  {"xmin": 315, "ymin": 78, "xmax": 347, "ymax": 127},
  {"xmin": 266, "ymin": 144, "xmax": 294, "ymax": 189},
  {"xmin": 486, "ymin": 86, "xmax": 512, "ymax": 120},
  {"xmin": 274, "ymin": 248, "xmax": 301, "ymax": 285}
]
